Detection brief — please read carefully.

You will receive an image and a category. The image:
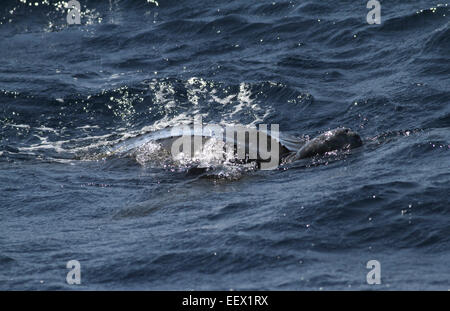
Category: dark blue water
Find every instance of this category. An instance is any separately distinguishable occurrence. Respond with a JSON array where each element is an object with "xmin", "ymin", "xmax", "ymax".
[{"xmin": 0, "ymin": 0, "xmax": 449, "ymax": 290}]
